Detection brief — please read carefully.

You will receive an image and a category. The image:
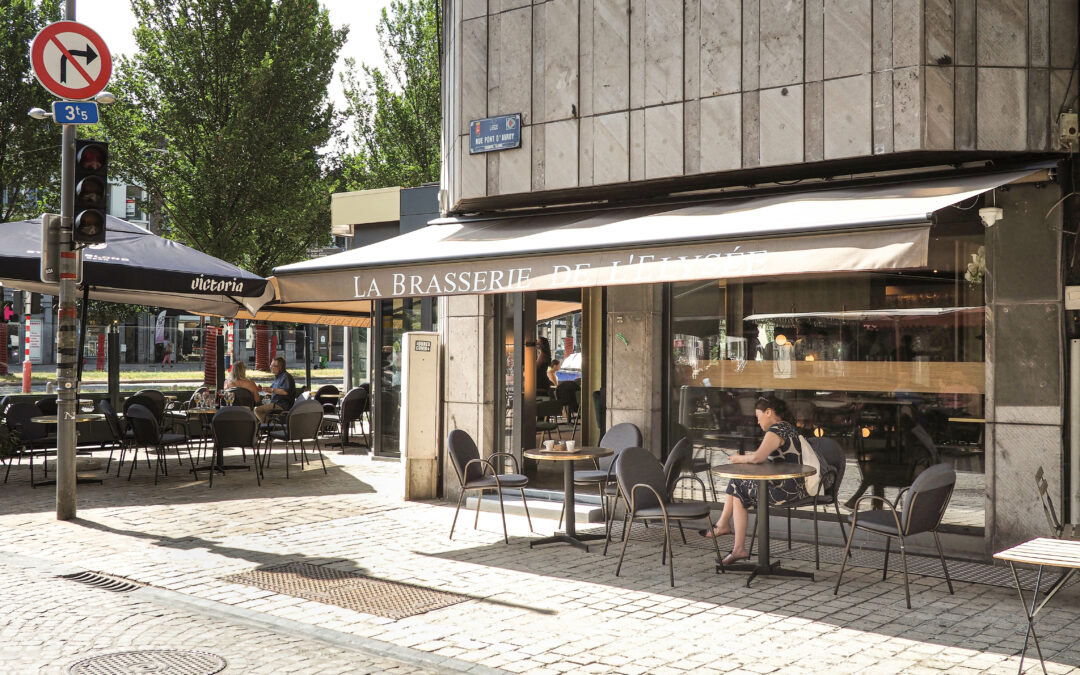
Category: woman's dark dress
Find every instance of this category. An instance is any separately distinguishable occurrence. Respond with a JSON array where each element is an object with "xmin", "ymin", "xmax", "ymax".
[{"xmin": 725, "ymin": 421, "xmax": 809, "ymax": 508}]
